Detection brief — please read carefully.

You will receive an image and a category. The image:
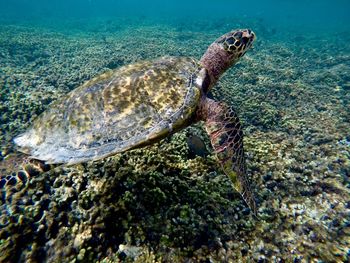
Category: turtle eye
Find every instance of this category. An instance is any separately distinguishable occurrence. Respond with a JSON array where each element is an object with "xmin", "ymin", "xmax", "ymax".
[
  {"xmin": 242, "ymin": 37, "xmax": 249, "ymax": 45},
  {"xmin": 229, "ymin": 45, "xmax": 237, "ymax": 52}
]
